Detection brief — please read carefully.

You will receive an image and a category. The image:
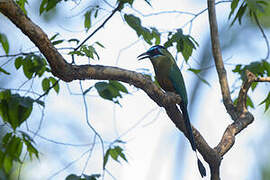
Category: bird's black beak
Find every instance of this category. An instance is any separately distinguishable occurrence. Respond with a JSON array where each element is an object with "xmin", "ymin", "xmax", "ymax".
[{"xmin": 137, "ymin": 52, "xmax": 150, "ymax": 60}]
